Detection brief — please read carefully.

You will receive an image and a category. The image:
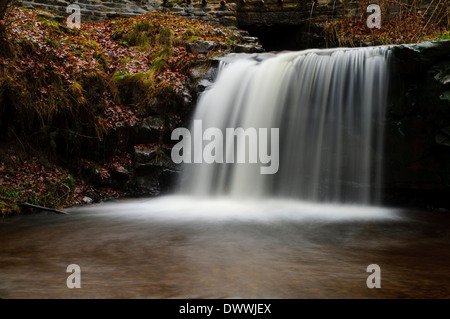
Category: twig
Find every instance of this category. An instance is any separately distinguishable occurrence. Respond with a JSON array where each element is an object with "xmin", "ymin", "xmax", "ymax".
[
  {"xmin": 17, "ymin": 202, "xmax": 69, "ymax": 215},
  {"xmin": 422, "ymin": 0, "xmax": 443, "ymax": 31},
  {"xmin": 12, "ymin": 130, "xmax": 26, "ymax": 153}
]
